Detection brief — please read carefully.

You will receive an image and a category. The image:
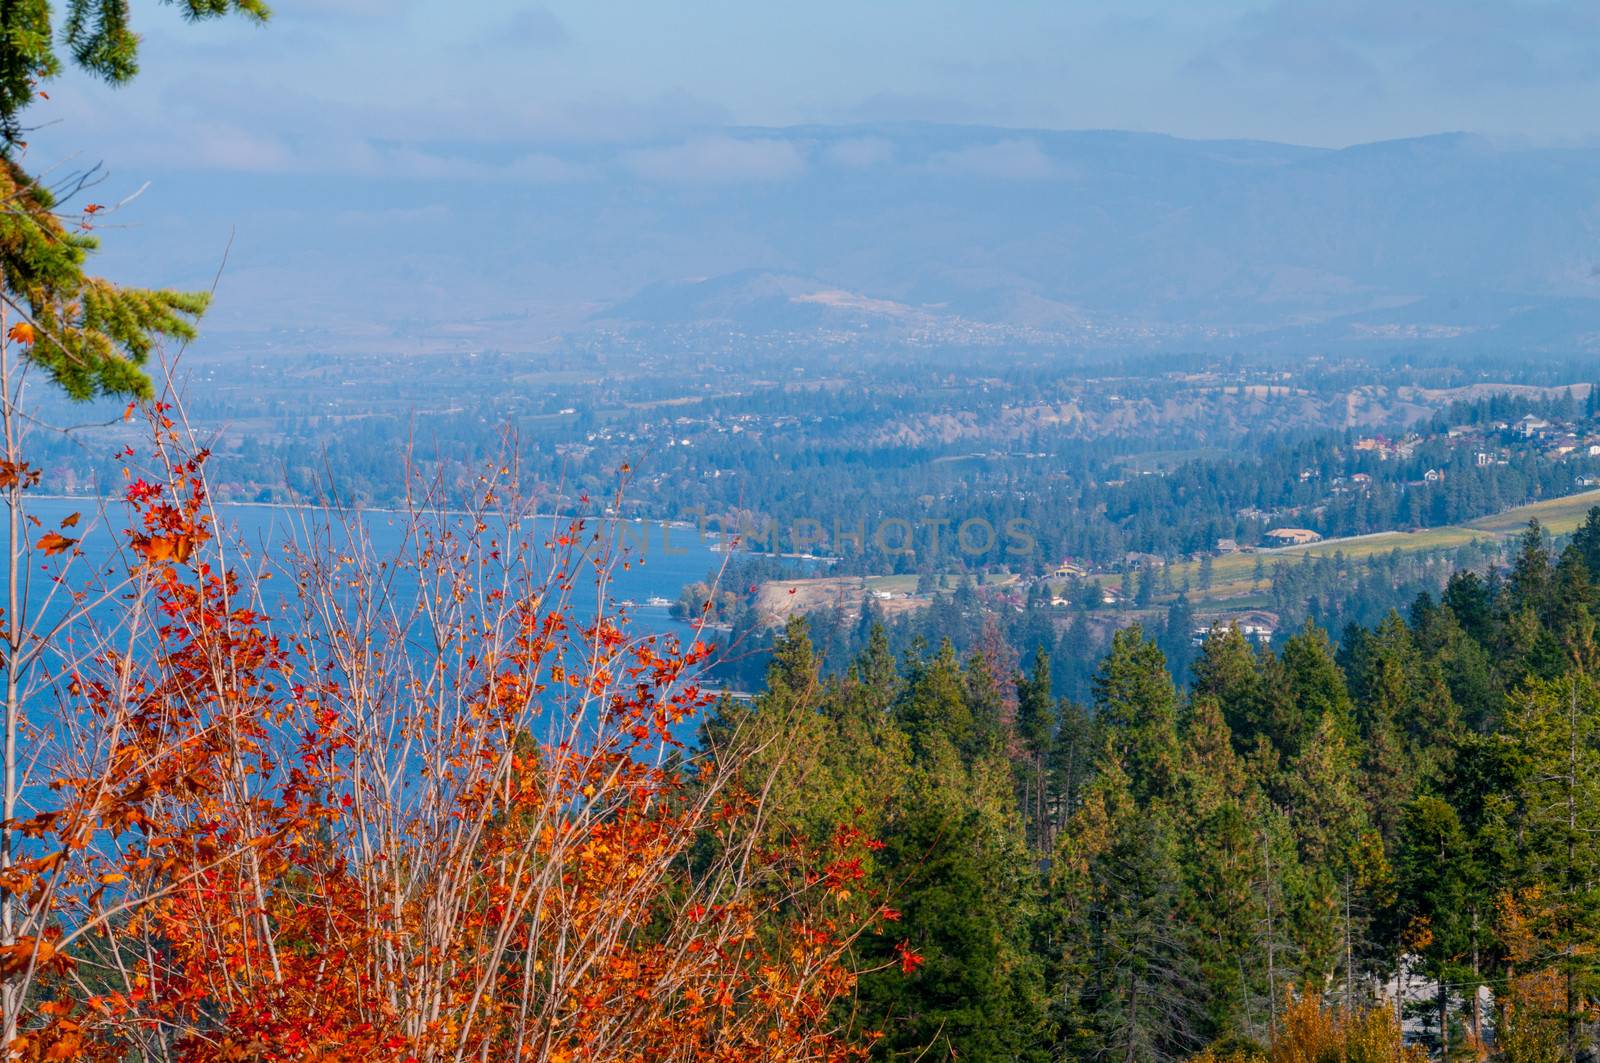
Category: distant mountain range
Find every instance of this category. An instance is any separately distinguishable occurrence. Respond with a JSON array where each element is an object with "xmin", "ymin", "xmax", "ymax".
[{"xmin": 103, "ymin": 124, "xmax": 1600, "ymax": 357}]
